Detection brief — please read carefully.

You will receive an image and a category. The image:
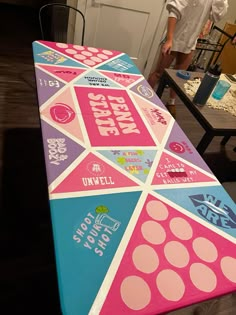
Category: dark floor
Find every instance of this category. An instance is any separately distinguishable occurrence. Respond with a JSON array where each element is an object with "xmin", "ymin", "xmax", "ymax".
[
  {"xmin": 0, "ymin": 3, "xmax": 235, "ymax": 315},
  {"xmin": 0, "ymin": 3, "xmax": 61, "ymax": 314}
]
